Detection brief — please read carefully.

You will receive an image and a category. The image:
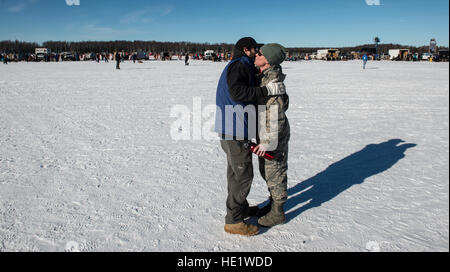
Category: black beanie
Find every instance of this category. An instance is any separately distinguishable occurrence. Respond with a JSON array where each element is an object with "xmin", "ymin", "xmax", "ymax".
[{"xmin": 234, "ymin": 37, "xmax": 262, "ymax": 53}]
